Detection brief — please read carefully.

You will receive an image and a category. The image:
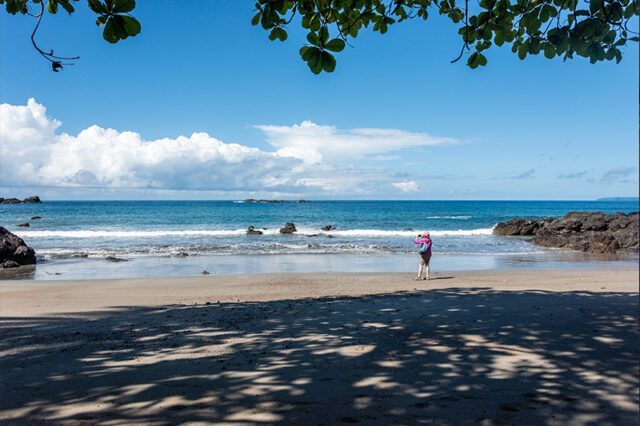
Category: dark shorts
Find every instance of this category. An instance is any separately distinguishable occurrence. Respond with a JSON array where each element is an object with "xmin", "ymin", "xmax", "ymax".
[{"xmin": 420, "ymin": 253, "xmax": 431, "ymax": 265}]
